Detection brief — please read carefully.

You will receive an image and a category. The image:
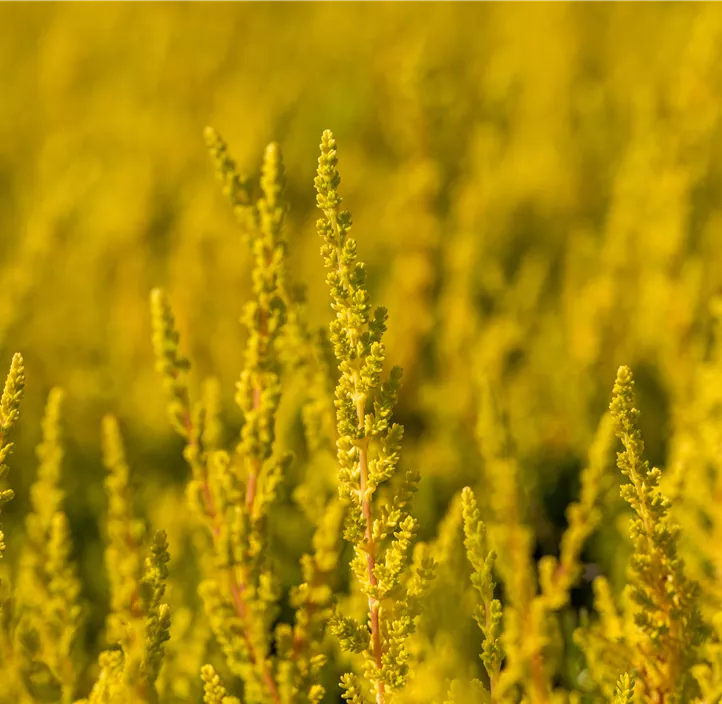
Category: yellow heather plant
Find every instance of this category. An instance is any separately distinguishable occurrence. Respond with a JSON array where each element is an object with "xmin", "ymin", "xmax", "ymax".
[
  {"xmin": 3, "ymin": 119, "xmax": 722, "ymax": 704},
  {"xmin": 612, "ymin": 674, "xmax": 636, "ymax": 704},
  {"xmin": 0, "ymin": 354, "xmax": 25, "ymax": 566},
  {"xmin": 314, "ymin": 130, "xmax": 435, "ymax": 703},
  {"xmin": 576, "ymin": 367, "xmax": 707, "ymax": 702},
  {"xmin": 454, "ymin": 378, "xmax": 616, "ymax": 703},
  {"xmin": 0, "ymin": 354, "xmax": 25, "ymax": 697},
  {"xmin": 92, "ymin": 414, "xmax": 172, "ymax": 704},
  {"xmin": 17, "ymin": 387, "xmax": 82, "ymax": 704},
  {"xmin": 149, "ymin": 130, "xmax": 341, "ymax": 704}
]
